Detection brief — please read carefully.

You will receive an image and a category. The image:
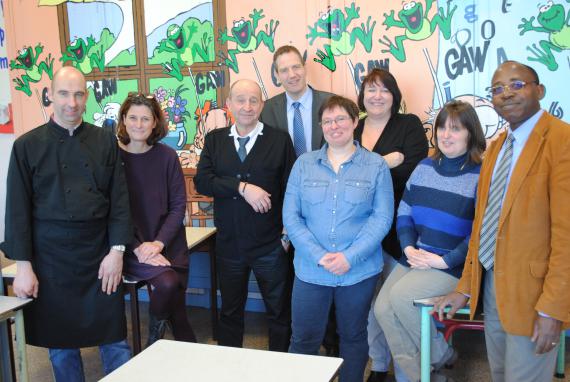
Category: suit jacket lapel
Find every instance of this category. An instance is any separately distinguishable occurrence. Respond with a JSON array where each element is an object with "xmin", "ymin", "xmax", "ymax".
[
  {"xmin": 311, "ymin": 89, "xmax": 324, "ymax": 150},
  {"xmin": 498, "ymin": 116, "xmax": 548, "ymax": 231},
  {"xmin": 275, "ymin": 94, "xmax": 288, "ymax": 133}
]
